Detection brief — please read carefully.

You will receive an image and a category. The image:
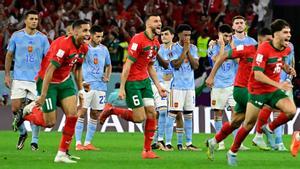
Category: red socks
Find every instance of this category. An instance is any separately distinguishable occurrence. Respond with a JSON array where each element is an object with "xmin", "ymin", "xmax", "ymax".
[
  {"xmin": 230, "ymin": 126, "xmax": 250, "ymax": 153},
  {"xmin": 215, "ymin": 122, "xmax": 236, "ymax": 143},
  {"xmin": 269, "ymin": 112, "xmax": 289, "ymax": 131},
  {"xmin": 144, "ymin": 118, "xmax": 156, "ymax": 151},
  {"xmin": 256, "ymin": 107, "xmax": 272, "ymax": 134},
  {"xmin": 24, "ymin": 106, "xmax": 47, "ymax": 127},
  {"xmin": 112, "ymin": 107, "xmax": 134, "ymax": 122},
  {"xmin": 59, "ymin": 116, "xmax": 77, "ymax": 152}
]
